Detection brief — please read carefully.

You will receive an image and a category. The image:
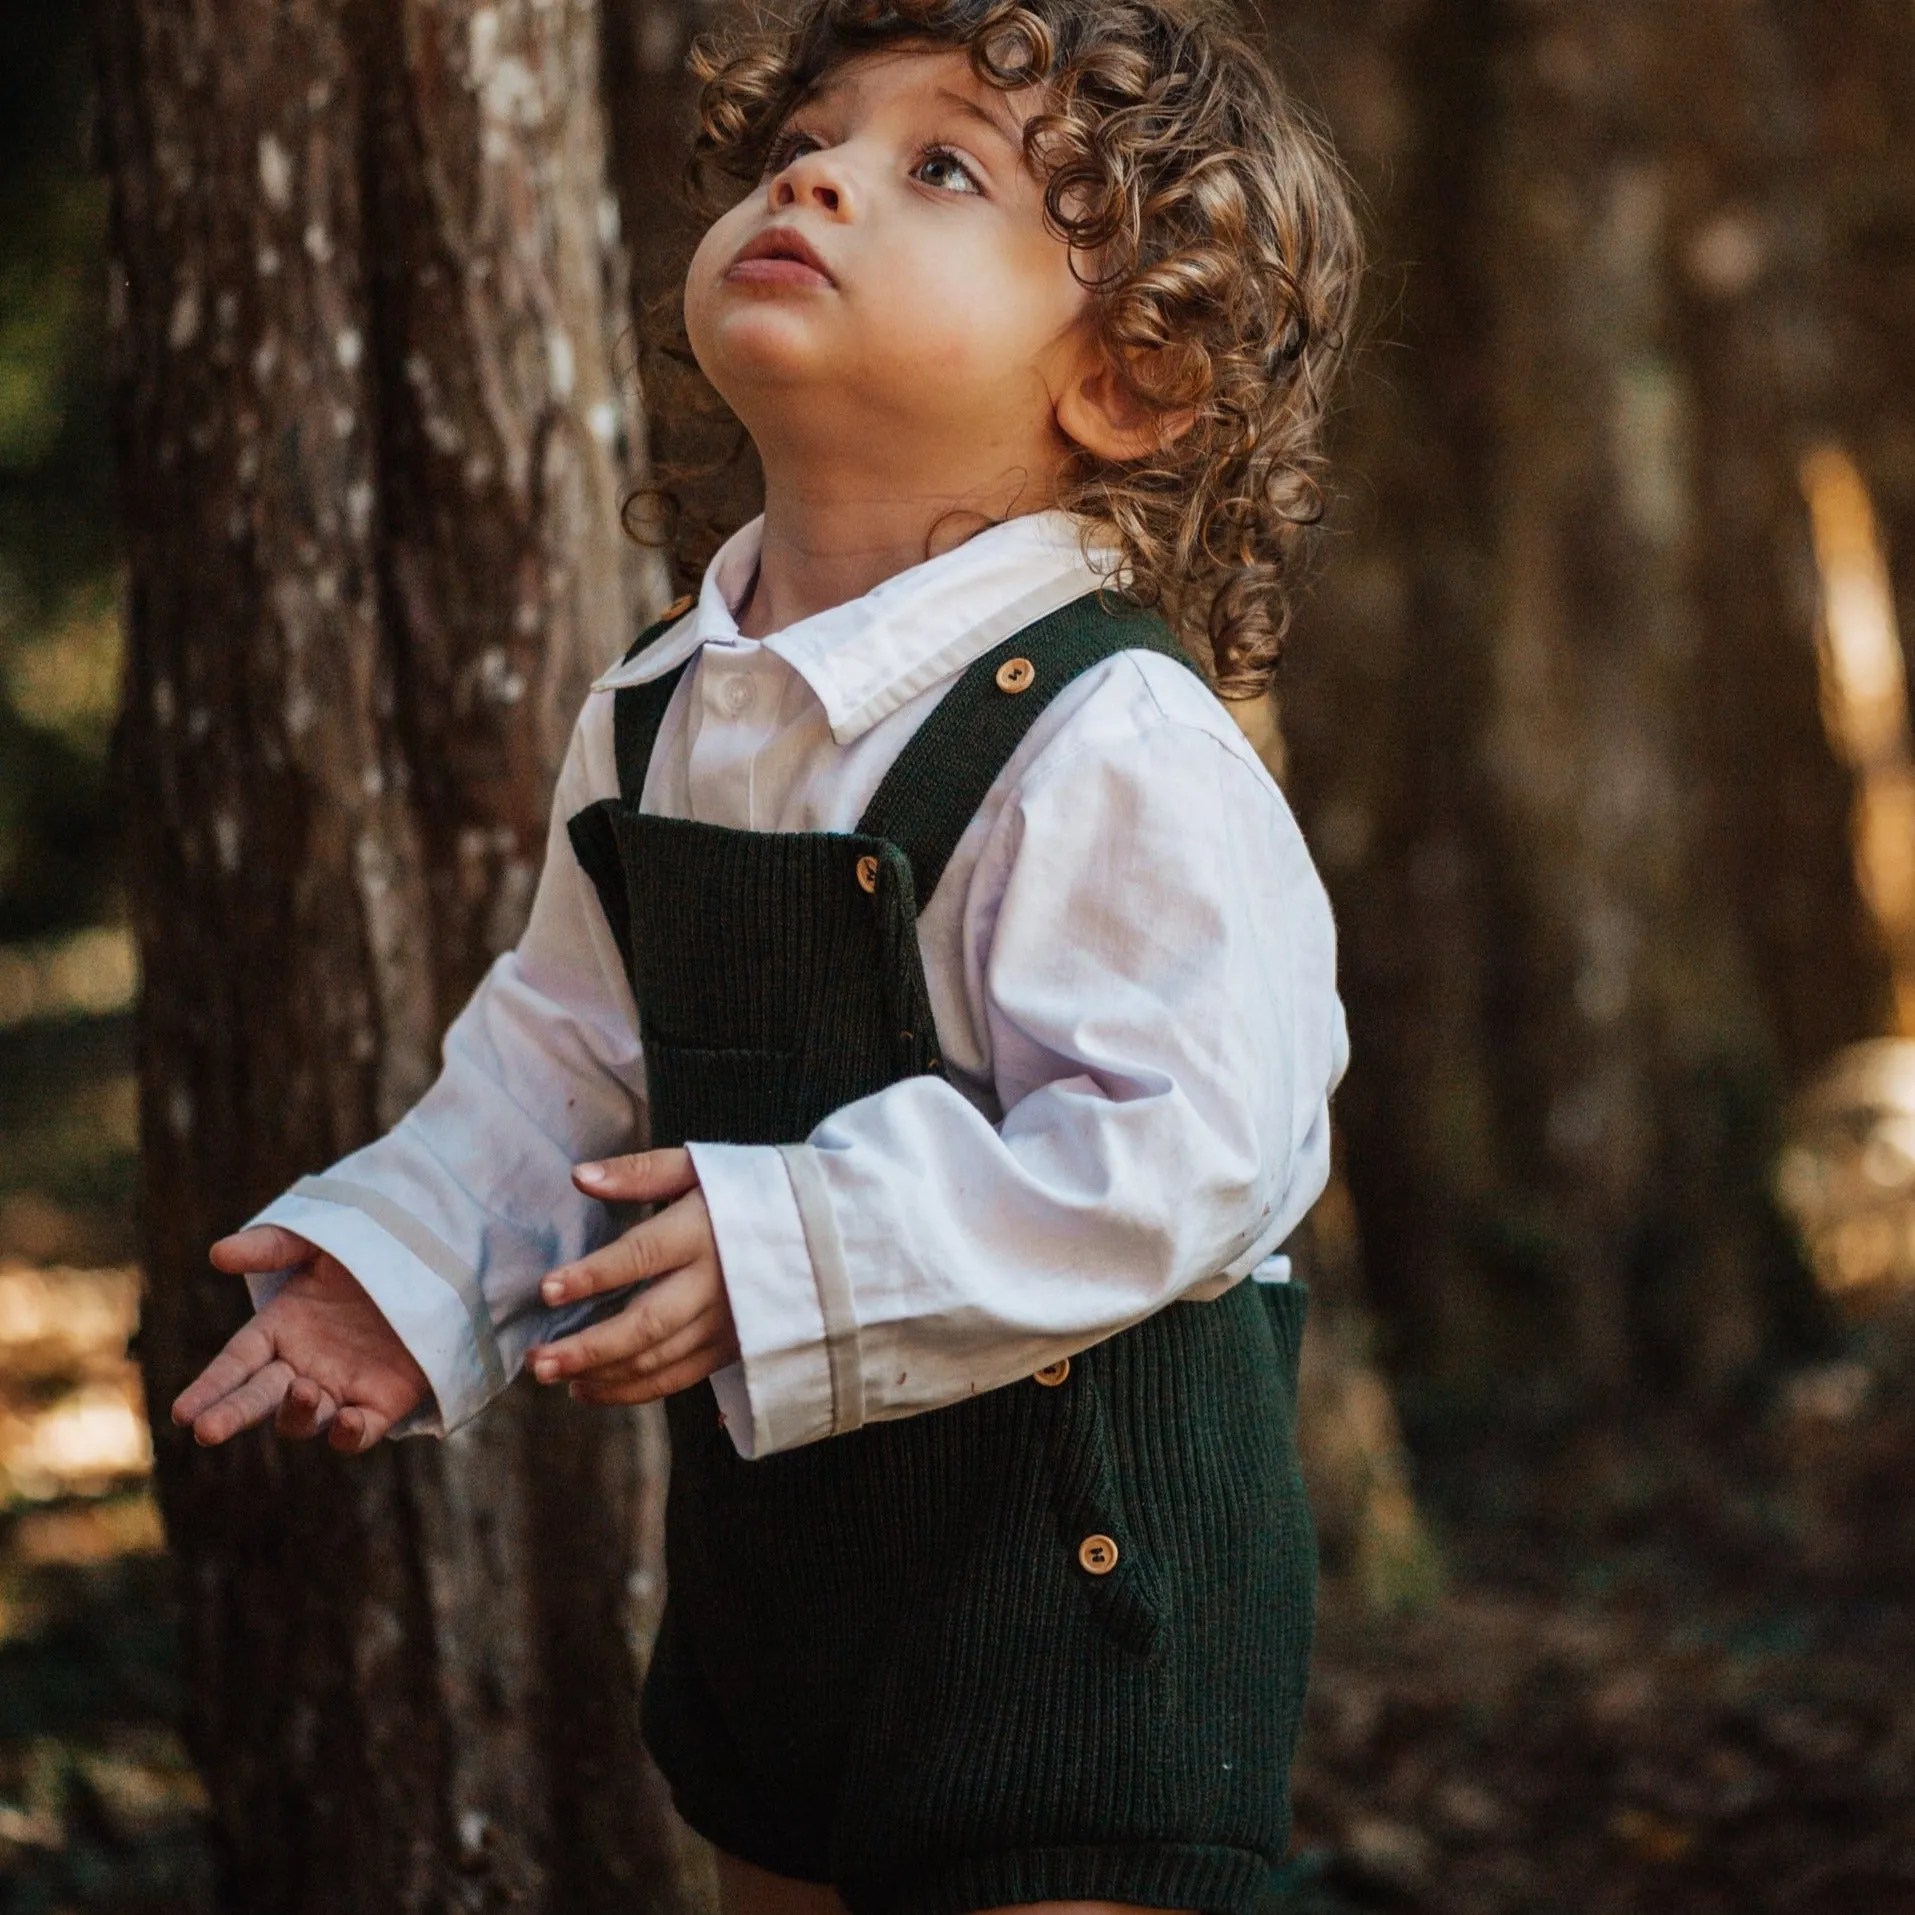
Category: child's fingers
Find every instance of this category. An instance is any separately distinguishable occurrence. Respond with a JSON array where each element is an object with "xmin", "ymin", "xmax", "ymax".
[
  {"xmin": 571, "ymin": 1147, "xmax": 697, "ymax": 1205},
  {"xmin": 189, "ymin": 1358, "xmax": 296, "ymax": 1446},
  {"xmin": 273, "ymin": 1377, "xmax": 338, "ymax": 1441},
  {"xmin": 559, "ymin": 1302, "xmax": 732, "ymax": 1389},
  {"xmin": 209, "ymin": 1225, "xmax": 317, "ymax": 1275},
  {"xmin": 171, "ymin": 1320, "xmax": 277, "ymax": 1425},
  {"xmin": 537, "ymin": 1193, "xmax": 711, "ymax": 1309},
  {"xmin": 569, "ymin": 1344, "xmax": 726, "ymax": 1408},
  {"xmin": 530, "ymin": 1260, "xmax": 714, "ymax": 1379},
  {"xmin": 327, "ymin": 1403, "xmax": 397, "ymax": 1454}
]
